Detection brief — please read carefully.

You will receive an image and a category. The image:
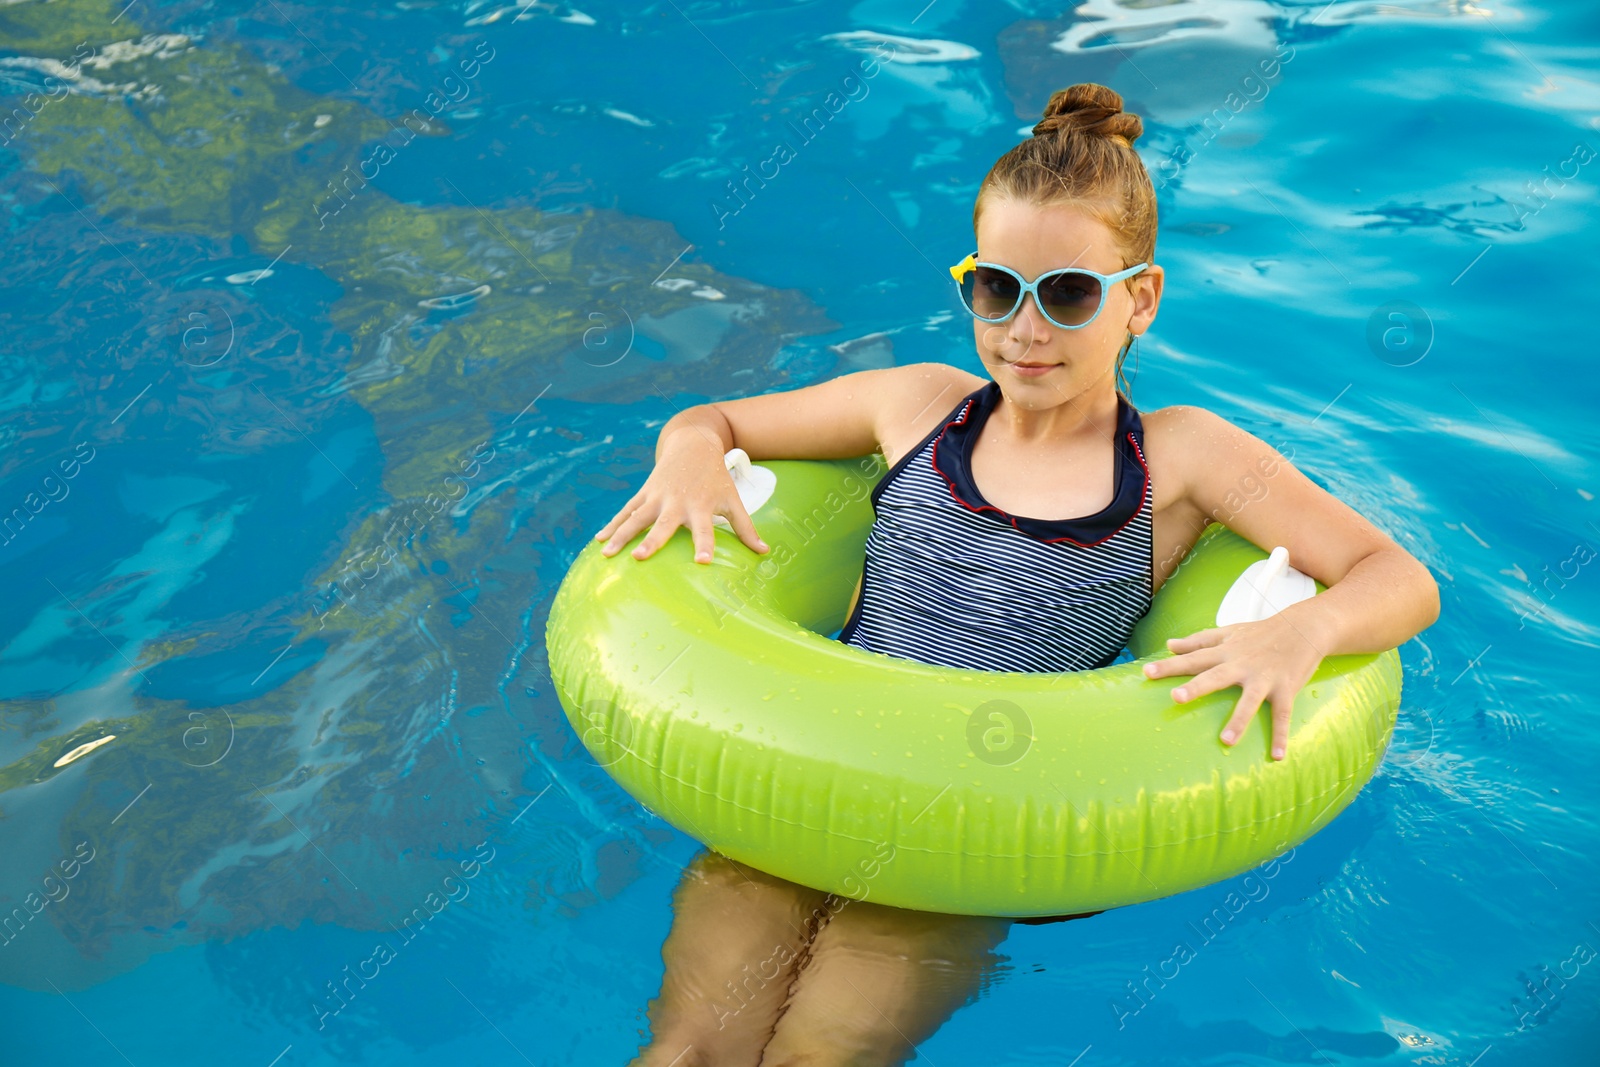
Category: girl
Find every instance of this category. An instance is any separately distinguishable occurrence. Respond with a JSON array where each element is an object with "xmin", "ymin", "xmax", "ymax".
[{"xmin": 598, "ymin": 84, "xmax": 1439, "ymax": 1067}]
